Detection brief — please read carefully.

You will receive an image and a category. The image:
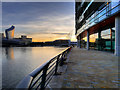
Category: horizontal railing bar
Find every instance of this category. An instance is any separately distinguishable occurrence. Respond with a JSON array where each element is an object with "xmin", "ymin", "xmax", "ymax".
[
  {"xmin": 36, "ymin": 81, "xmax": 42, "ymax": 89},
  {"xmin": 47, "ymin": 61, "xmax": 56, "ymax": 70},
  {"xmin": 29, "ymin": 47, "xmax": 71, "ymax": 78},
  {"xmin": 30, "ymin": 47, "xmax": 70, "ymax": 77},
  {"xmin": 48, "ymin": 47, "xmax": 70, "ymax": 62},
  {"xmin": 30, "ymin": 74, "xmax": 43, "ymax": 88},
  {"xmin": 16, "ymin": 75, "xmax": 33, "ymax": 88},
  {"xmin": 50, "ymin": 56, "xmax": 58, "ymax": 63},
  {"xmin": 46, "ymin": 72, "xmax": 55, "ymax": 84},
  {"xmin": 46, "ymin": 67, "xmax": 55, "ymax": 78},
  {"xmin": 45, "ymin": 73, "xmax": 54, "ymax": 88},
  {"xmin": 16, "ymin": 46, "xmax": 72, "ymax": 89},
  {"xmin": 29, "ymin": 62, "xmax": 49, "ymax": 78}
]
